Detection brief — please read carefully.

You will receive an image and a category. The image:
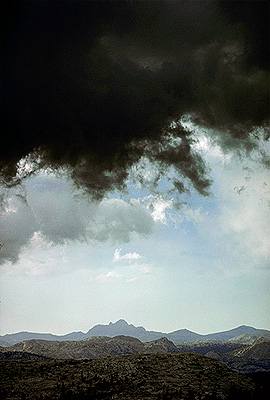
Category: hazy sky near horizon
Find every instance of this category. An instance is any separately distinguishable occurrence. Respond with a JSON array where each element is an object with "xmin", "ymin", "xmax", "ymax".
[{"xmin": 1, "ymin": 1, "xmax": 269, "ymax": 335}]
